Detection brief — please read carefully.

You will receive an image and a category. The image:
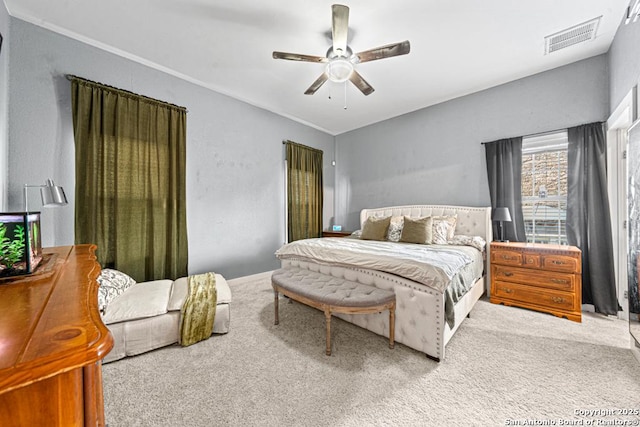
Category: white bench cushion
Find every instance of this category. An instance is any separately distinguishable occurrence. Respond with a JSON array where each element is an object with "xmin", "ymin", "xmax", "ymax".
[
  {"xmin": 102, "ymin": 279, "xmax": 173, "ymax": 324},
  {"xmin": 167, "ymin": 274, "xmax": 231, "ymax": 311}
]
